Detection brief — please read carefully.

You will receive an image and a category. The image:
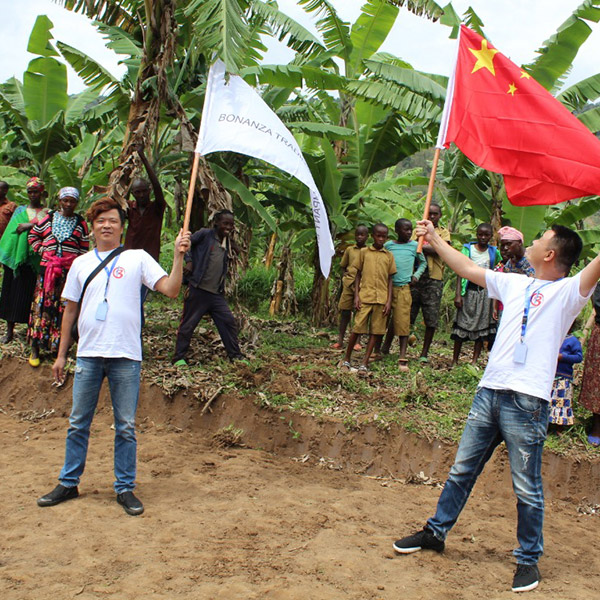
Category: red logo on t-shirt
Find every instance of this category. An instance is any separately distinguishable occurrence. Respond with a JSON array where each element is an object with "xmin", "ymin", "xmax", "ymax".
[
  {"xmin": 113, "ymin": 267, "xmax": 125, "ymax": 279},
  {"xmin": 530, "ymin": 292, "xmax": 544, "ymax": 307}
]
